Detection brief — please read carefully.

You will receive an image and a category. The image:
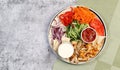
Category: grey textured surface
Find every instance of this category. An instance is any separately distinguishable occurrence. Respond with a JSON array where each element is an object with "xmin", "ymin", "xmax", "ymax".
[{"xmin": 0, "ymin": 0, "xmax": 76, "ymax": 70}]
